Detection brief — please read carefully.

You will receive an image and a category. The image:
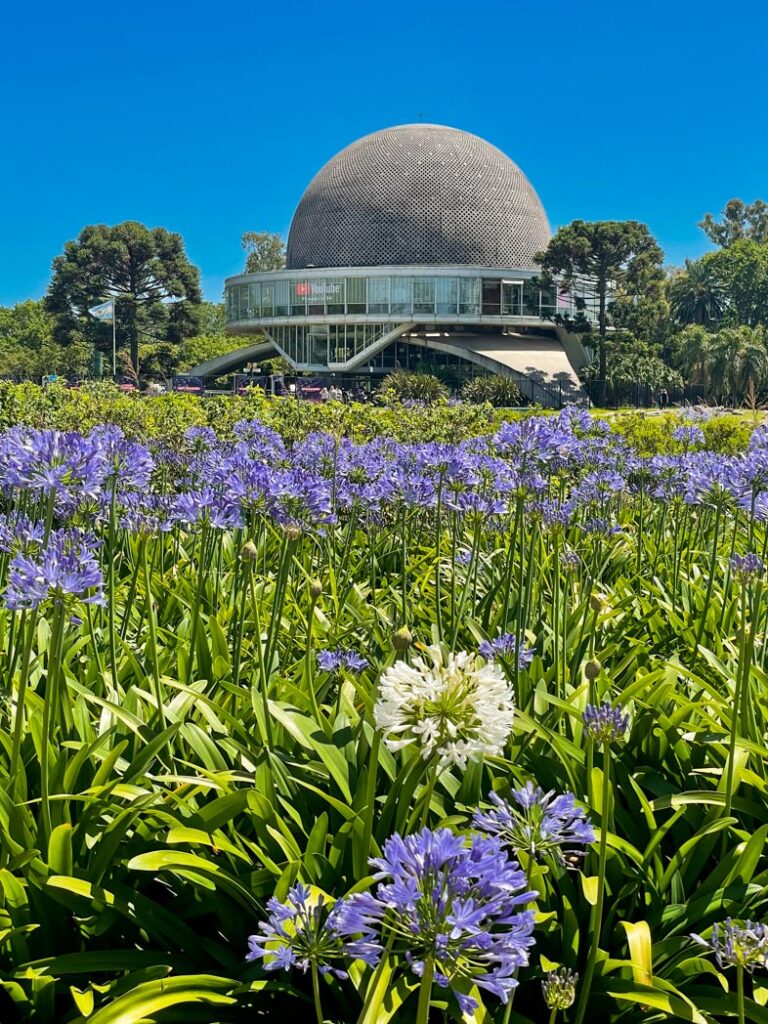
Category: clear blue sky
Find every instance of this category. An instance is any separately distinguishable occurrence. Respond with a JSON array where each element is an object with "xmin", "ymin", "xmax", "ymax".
[{"xmin": 2, "ymin": 0, "xmax": 766, "ymax": 306}]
